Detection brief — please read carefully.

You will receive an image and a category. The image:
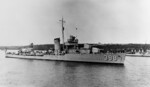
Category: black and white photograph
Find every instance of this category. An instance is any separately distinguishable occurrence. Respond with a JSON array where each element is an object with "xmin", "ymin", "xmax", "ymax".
[{"xmin": 0, "ymin": 0, "xmax": 150, "ymax": 87}]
